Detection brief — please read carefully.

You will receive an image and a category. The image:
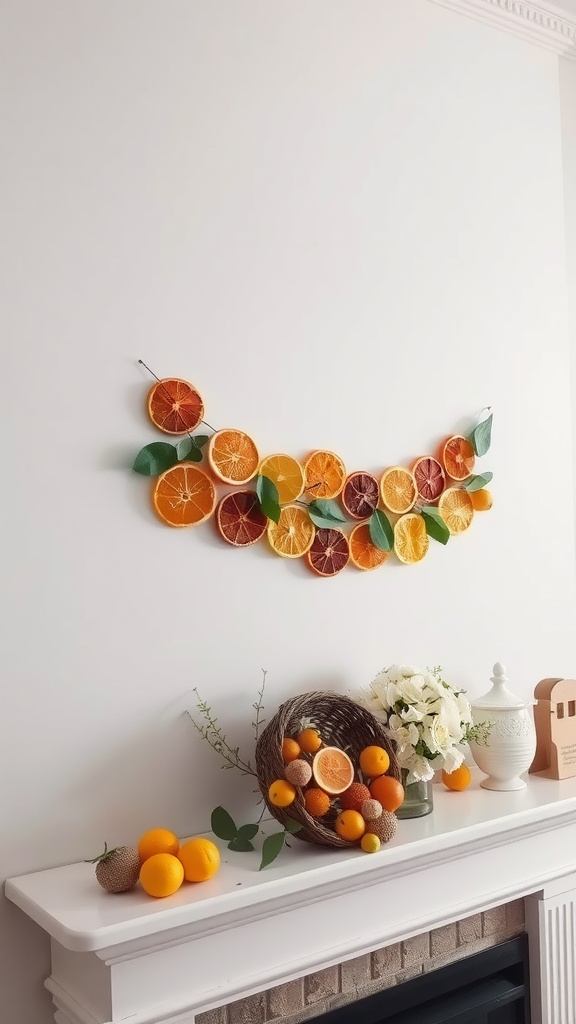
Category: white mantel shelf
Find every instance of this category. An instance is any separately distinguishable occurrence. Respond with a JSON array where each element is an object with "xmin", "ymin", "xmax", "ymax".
[{"xmin": 7, "ymin": 770, "xmax": 576, "ymax": 1023}]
